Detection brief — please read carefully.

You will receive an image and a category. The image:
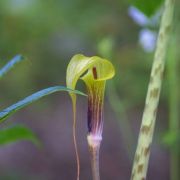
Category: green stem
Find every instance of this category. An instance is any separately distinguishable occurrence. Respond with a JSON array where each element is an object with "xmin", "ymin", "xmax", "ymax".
[
  {"xmin": 107, "ymin": 80, "xmax": 135, "ymax": 160},
  {"xmin": 72, "ymin": 100, "xmax": 80, "ymax": 180},
  {"xmin": 167, "ymin": 38, "xmax": 179, "ymax": 180},
  {"xmin": 131, "ymin": 0, "xmax": 175, "ymax": 179}
]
